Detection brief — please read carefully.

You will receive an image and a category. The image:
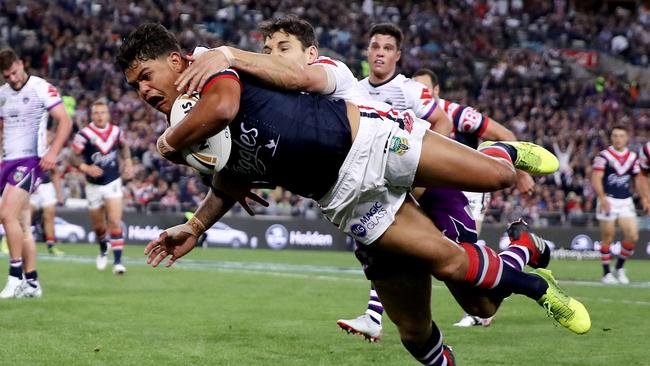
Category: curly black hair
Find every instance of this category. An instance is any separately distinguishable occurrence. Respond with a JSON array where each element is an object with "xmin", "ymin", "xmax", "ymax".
[{"xmin": 116, "ymin": 23, "xmax": 181, "ymax": 71}]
